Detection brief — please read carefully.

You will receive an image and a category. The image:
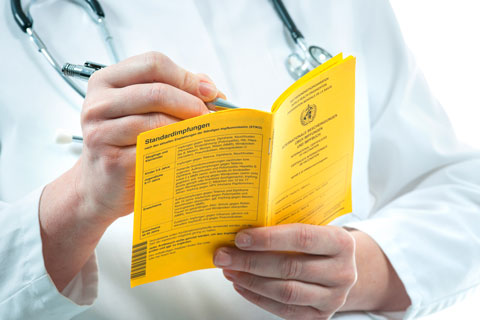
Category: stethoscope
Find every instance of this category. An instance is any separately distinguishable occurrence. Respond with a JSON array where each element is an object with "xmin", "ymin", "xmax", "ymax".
[
  {"xmin": 271, "ymin": 0, "xmax": 333, "ymax": 79},
  {"xmin": 11, "ymin": 0, "xmax": 332, "ymax": 142},
  {"xmin": 12, "ymin": 0, "xmax": 332, "ymax": 85},
  {"xmin": 11, "ymin": 0, "xmax": 120, "ymax": 99}
]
